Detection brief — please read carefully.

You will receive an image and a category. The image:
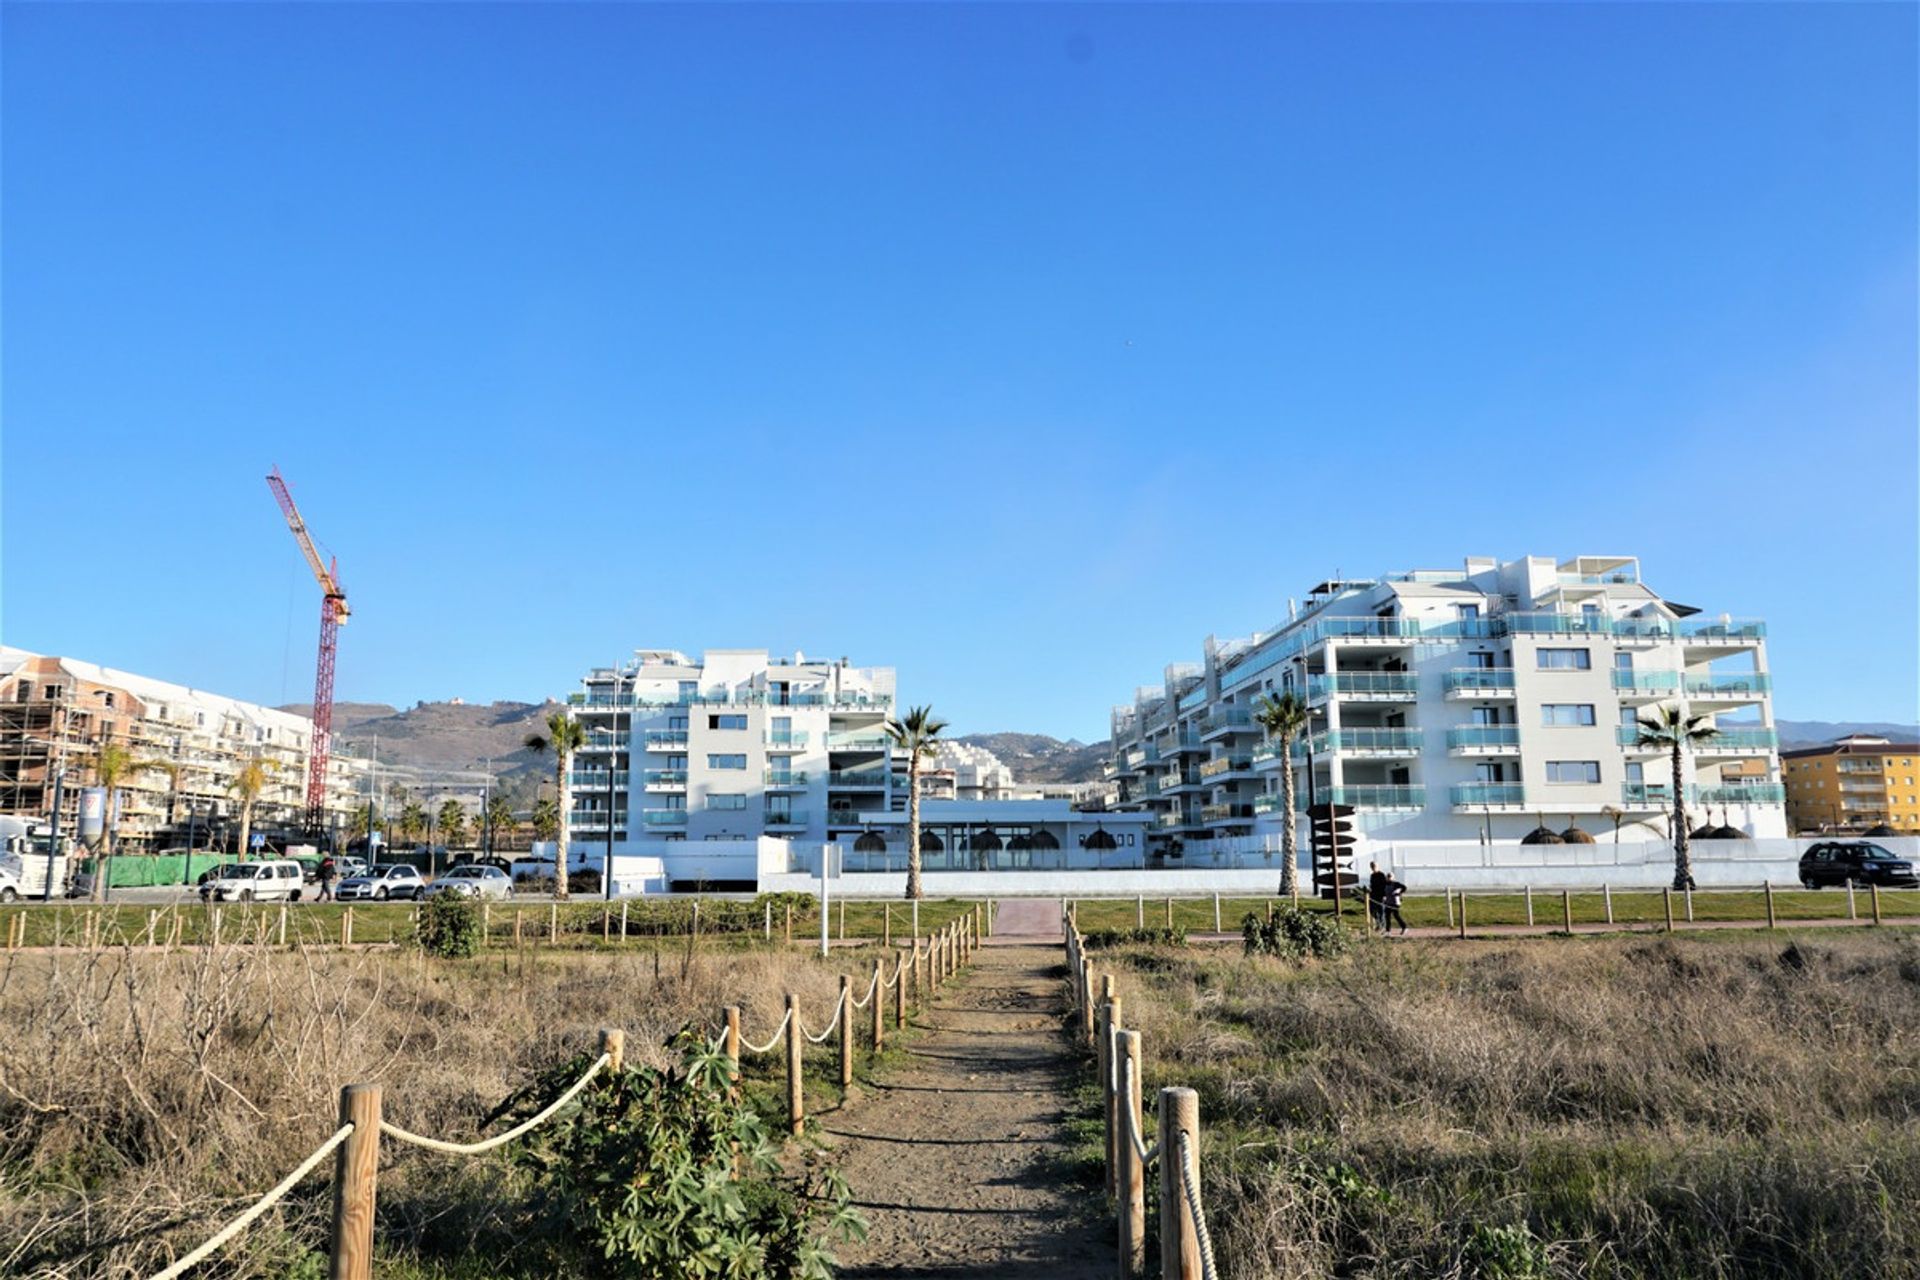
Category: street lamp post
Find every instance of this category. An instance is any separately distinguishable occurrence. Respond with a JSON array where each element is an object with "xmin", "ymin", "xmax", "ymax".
[{"xmin": 604, "ymin": 762, "xmax": 615, "ymax": 901}]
